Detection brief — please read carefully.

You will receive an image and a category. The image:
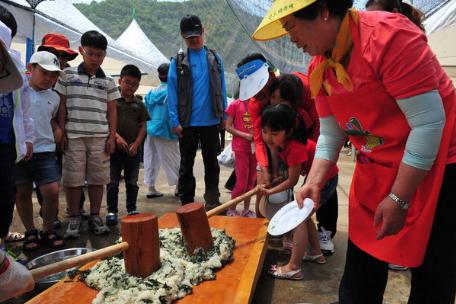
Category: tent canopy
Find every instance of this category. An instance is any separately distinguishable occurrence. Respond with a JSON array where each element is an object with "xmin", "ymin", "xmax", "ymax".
[
  {"xmin": 116, "ymin": 18, "xmax": 168, "ymax": 68},
  {"xmin": 1, "ymin": 0, "xmax": 163, "ymax": 76}
]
